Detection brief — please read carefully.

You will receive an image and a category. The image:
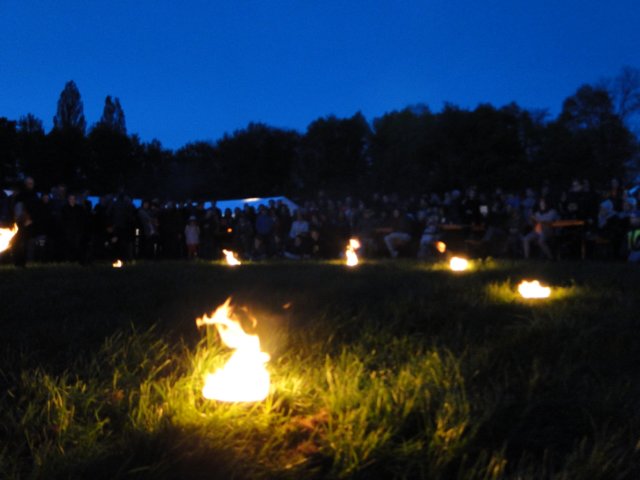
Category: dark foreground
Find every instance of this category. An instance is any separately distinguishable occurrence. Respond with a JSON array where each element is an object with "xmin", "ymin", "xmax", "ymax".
[{"xmin": 0, "ymin": 260, "xmax": 639, "ymax": 479}]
